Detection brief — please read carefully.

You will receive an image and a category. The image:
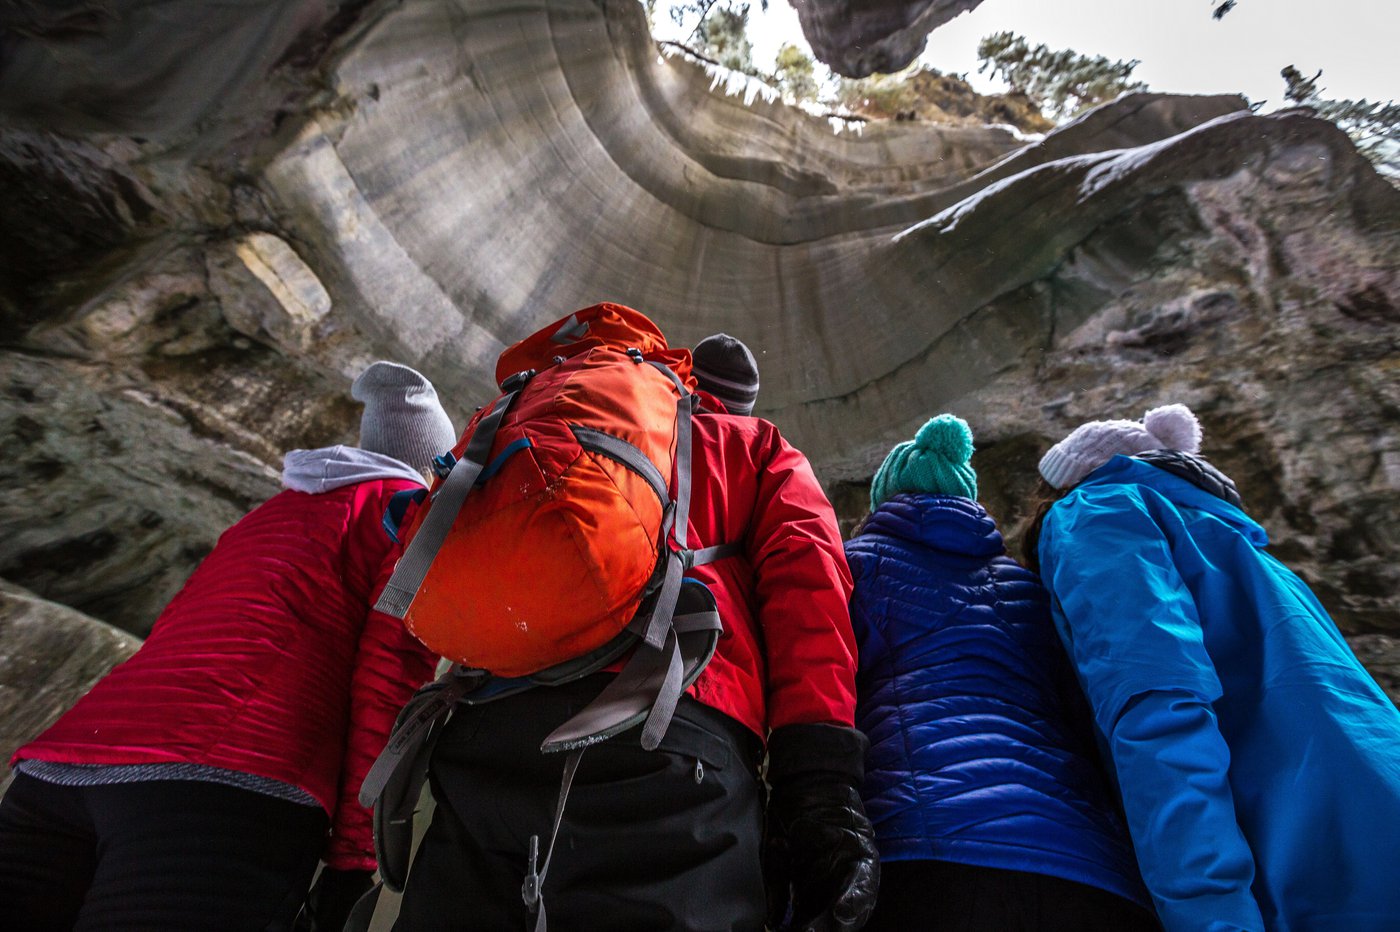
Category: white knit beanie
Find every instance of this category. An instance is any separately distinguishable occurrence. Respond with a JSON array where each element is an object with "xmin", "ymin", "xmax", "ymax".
[
  {"xmin": 1038, "ymin": 404, "xmax": 1203, "ymax": 489},
  {"xmin": 351, "ymin": 362, "xmax": 457, "ymax": 475}
]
